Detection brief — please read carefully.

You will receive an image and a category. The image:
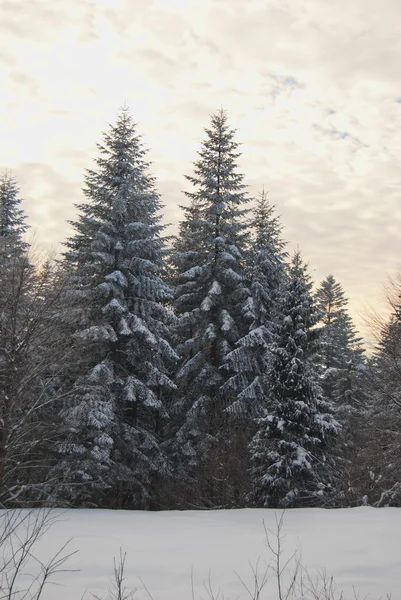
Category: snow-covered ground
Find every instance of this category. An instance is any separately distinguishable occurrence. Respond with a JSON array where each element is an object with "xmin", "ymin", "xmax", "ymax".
[{"xmin": 3, "ymin": 507, "xmax": 399, "ymax": 599}]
